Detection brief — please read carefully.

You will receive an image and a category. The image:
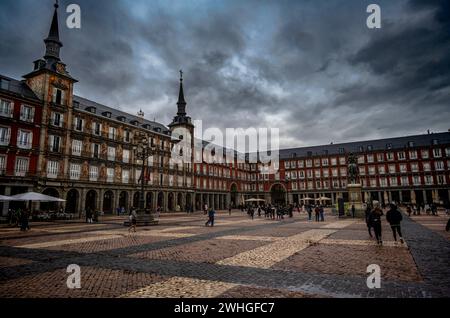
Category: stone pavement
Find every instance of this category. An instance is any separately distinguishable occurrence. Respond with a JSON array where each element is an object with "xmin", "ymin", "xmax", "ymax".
[{"xmin": 0, "ymin": 210, "xmax": 449, "ymax": 298}]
